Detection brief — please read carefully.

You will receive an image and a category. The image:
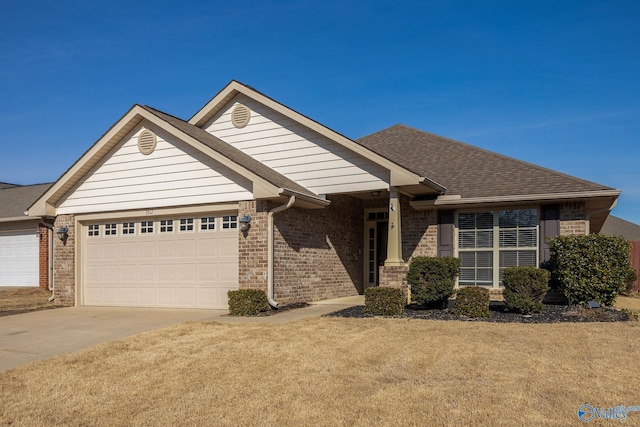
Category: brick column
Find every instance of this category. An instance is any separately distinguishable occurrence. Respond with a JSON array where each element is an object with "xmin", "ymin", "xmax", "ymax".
[
  {"xmin": 53, "ymin": 215, "xmax": 75, "ymax": 306},
  {"xmin": 238, "ymin": 200, "xmax": 269, "ymax": 292}
]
